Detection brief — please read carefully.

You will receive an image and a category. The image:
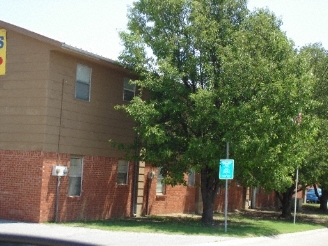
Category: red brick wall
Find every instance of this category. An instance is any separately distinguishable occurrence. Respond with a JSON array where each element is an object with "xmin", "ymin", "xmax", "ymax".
[
  {"xmin": 0, "ymin": 150, "xmax": 134, "ymax": 222},
  {"xmin": 0, "ymin": 150, "xmax": 277, "ymax": 223},
  {"xmin": 214, "ymin": 185, "xmax": 277, "ymax": 212},
  {"xmin": 0, "ymin": 150, "xmax": 44, "ymax": 222},
  {"xmin": 143, "ymin": 165, "xmax": 196, "ymax": 215},
  {"xmin": 39, "ymin": 152, "xmax": 59, "ymax": 222},
  {"xmin": 214, "ymin": 181, "xmax": 245, "ymax": 212},
  {"xmin": 142, "ymin": 165, "xmax": 276, "ymax": 216},
  {"xmin": 255, "ymin": 188, "xmax": 277, "ymax": 209},
  {"xmin": 41, "ymin": 154, "xmax": 134, "ymax": 222}
]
